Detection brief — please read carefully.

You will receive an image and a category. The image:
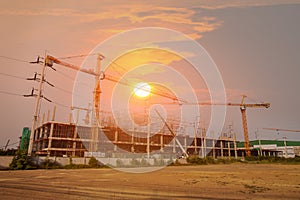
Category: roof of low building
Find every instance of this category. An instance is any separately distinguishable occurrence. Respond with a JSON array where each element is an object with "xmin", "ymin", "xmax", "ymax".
[{"xmin": 237, "ymin": 140, "xmax": 300, "ymax": 148}]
